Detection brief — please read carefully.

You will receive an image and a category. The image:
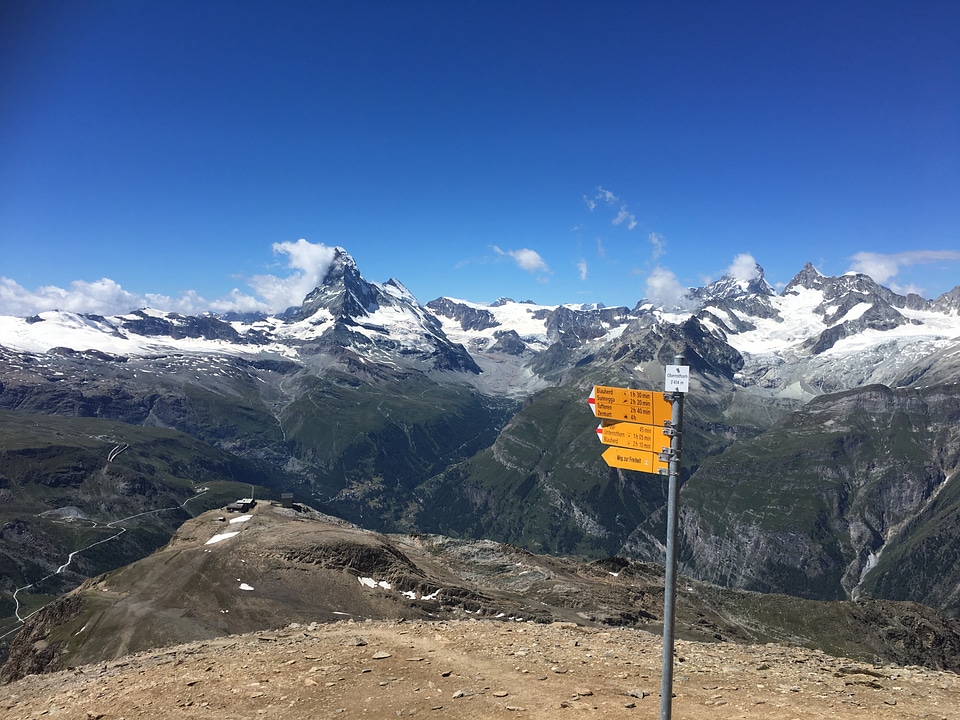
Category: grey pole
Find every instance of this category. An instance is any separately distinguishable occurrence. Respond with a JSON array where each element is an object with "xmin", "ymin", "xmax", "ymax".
[{"xmin": 659, "ymin": 354, "xmax": 686, "ymax": 720}]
